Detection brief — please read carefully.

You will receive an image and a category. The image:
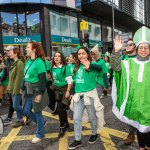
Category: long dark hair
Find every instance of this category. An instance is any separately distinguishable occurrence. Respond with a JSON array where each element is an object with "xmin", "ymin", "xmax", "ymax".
[
  {"xmin": 51, "ymin": 51, "xmax": 67, "ymax": 75},
  {"xmin": 70, "ymin": 52, "xmax": 77, "ymax": 64},
  {"xmin": 74, "ymin": 47, "xmax": 92, "ymax": 74}
]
